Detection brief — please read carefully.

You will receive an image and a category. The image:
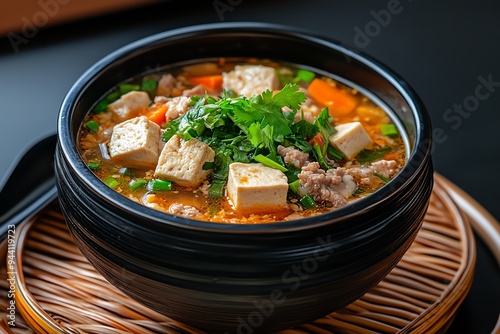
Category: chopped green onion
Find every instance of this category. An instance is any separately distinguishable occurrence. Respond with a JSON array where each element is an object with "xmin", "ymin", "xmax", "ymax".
[
  {"xmin": 147, "ymin": 179, "xmax": 172, "ymax": 191},
  {"xmin": 374, "ymin": 173, "xmax": 390, "ymax": 183},
  {"xmin": 300, "ymin": 194, "xmax": 316, "ymax": 209},
  {"xmin": 293, "ymin": 69, "xmax": 315, "ymax": 83},
  {"xmin": 84, "ymin": 120, "xmax": 99, "ymax": 132},
  {"xmin": 380, "ymin": 124, "xmax": 399, "ymax": 137},
  {"xmin": 105, "ymin": 91, "xmax": 121, "ymax": 102},
  {"xmin": 94, "ymin": 91, "xmax": 121, "ymax": 113},
  {"xmin": 129, "ymin": 179, "xmax": 147, "ymax": 191},
  {"xmin": 94, "ymin": 100, "xmax": 110, "ymax": 113},
  {"xmin": 253, "ymin": 154, "xmax": 288, "ymax": 172},
  {"xmin": 353, "ymin": 188, "xmax": 365, "ymax": 195},
  {"xmin": 289, "ymin": 179, "xmax": 300, "ymax": 193},
  {"xmin": 141, "ymin": 79, "xmax": 157, "ymax": 93},
  {"xmin": 87, "ymin": 162, "xmax": 100, "ymax": 170},
  {"xmin": 208, "ymin": 180, "xmax": 225, "ymax": 199},
  {"xmin": 119, "ymin": 167, "xmax": 134, "ymax": 177},
  {"xmin": 119, "ymin": 83, "xmax": 140, "ymax": 95},
  {"xmin": 327, "ymin": 146, "xmax": 344, "ymax": 160},
  {"xmin": 312, "ymin": 142, "xmax": 331, "ymax": 170},
  {"xmin": 104, "ymin": 176, "xmax": 119, "ymax": 189}
]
